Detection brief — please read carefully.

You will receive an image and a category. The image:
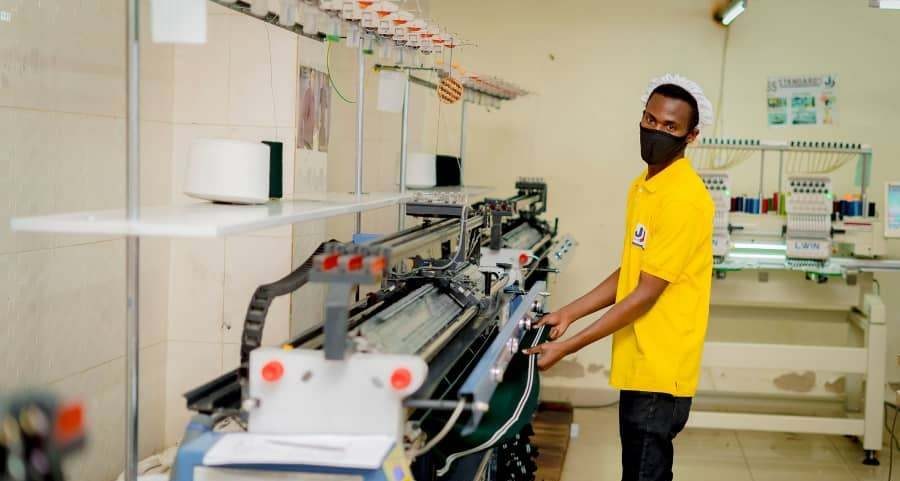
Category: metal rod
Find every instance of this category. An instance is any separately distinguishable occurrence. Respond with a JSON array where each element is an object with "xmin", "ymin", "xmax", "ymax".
[
  {"xmin": 125, "ymin": 0, "xmax": 140, "ymax": 480},
  {"xmin": 860, "ymin": 152, "xmax": 871, "ymax": 217},
  {"xmin": 778, "ymin": 150, "xmax": 784, "ymax": 194},
  {"xmin": 354, "ymin": 44, "xmax": 365, "ymax": 234},
  {"xmin": 459, "ymin": 100, "xmax": 468, "ymax": 183},
  {"xmin": 404, "ymin": 399, "xmax": 486, "ymax": 412},
  {"xmin": 758, "ymin": 150, "xmax": 766, "ymax": 199},
  {"xmin": 398, "ymin": 73, "xmax": 410, "ymax": 230}
]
